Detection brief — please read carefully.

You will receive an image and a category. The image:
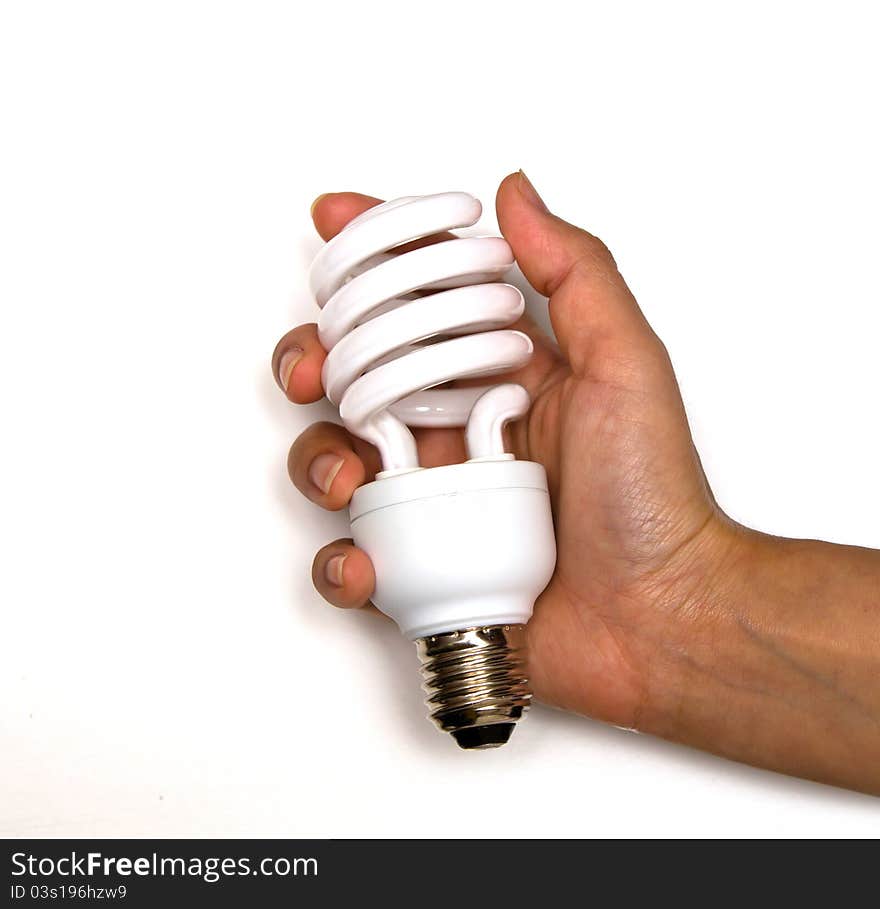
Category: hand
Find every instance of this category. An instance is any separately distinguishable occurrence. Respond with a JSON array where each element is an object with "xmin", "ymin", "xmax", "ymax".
[
  {"xmin": 272, "ymin": 172, "xmax": 733, "ymax": 731},
  {"xmin": 273, "ymin": 173, "xmax": 880, "ymax": 793}
]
